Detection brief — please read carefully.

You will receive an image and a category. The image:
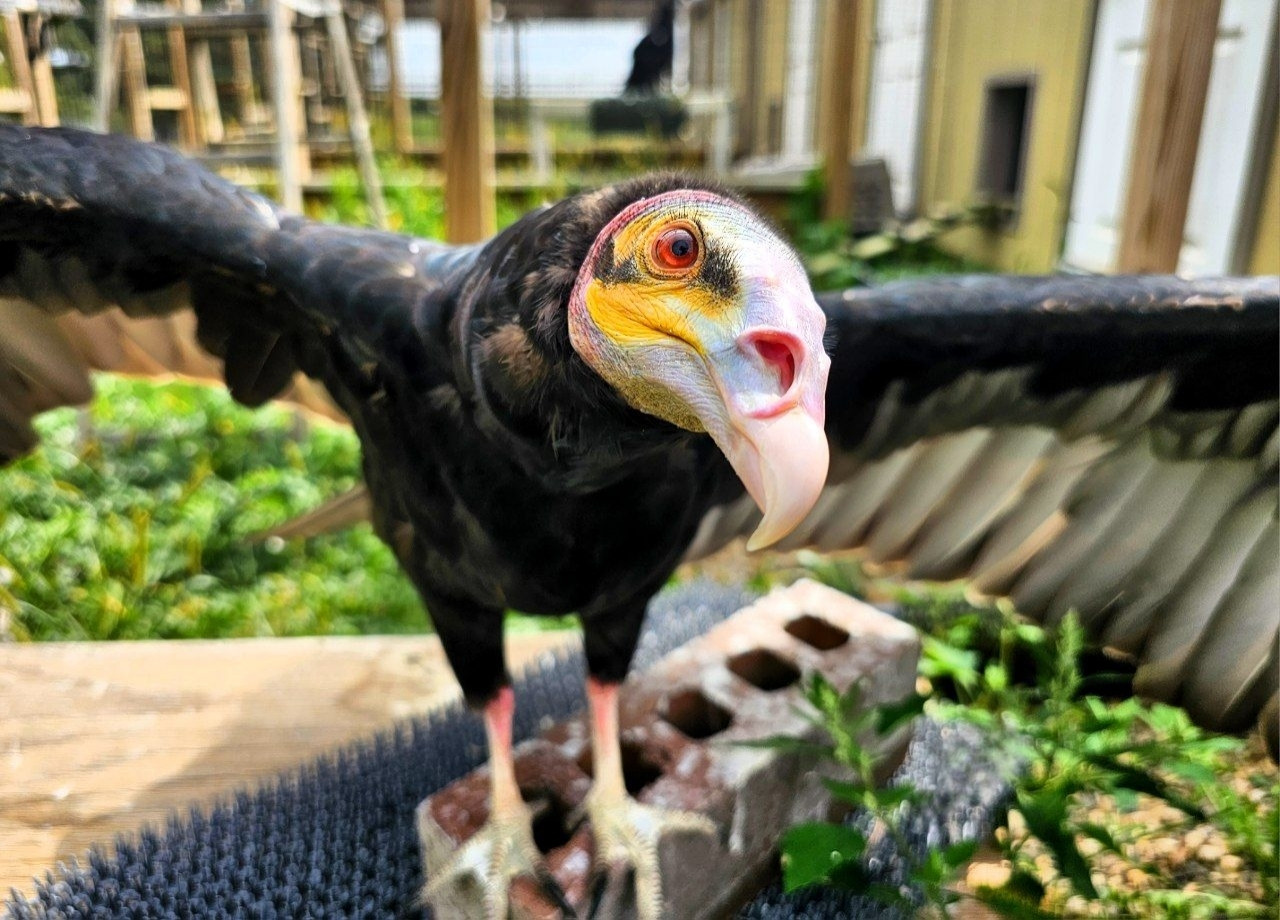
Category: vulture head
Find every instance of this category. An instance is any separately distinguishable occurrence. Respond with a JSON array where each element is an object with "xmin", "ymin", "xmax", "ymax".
[{"xmin": 567, "ymin": 188, "xmax": 831, "ymax": 550}]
